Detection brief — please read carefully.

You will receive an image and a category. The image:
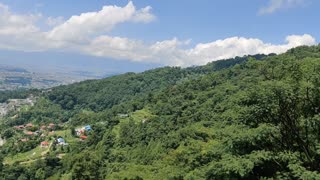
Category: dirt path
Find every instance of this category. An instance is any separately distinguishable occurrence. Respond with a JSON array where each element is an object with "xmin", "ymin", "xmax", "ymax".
[{"xmin": 19, "ymin": 157, "xmax": 45, "ymax": 165}]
